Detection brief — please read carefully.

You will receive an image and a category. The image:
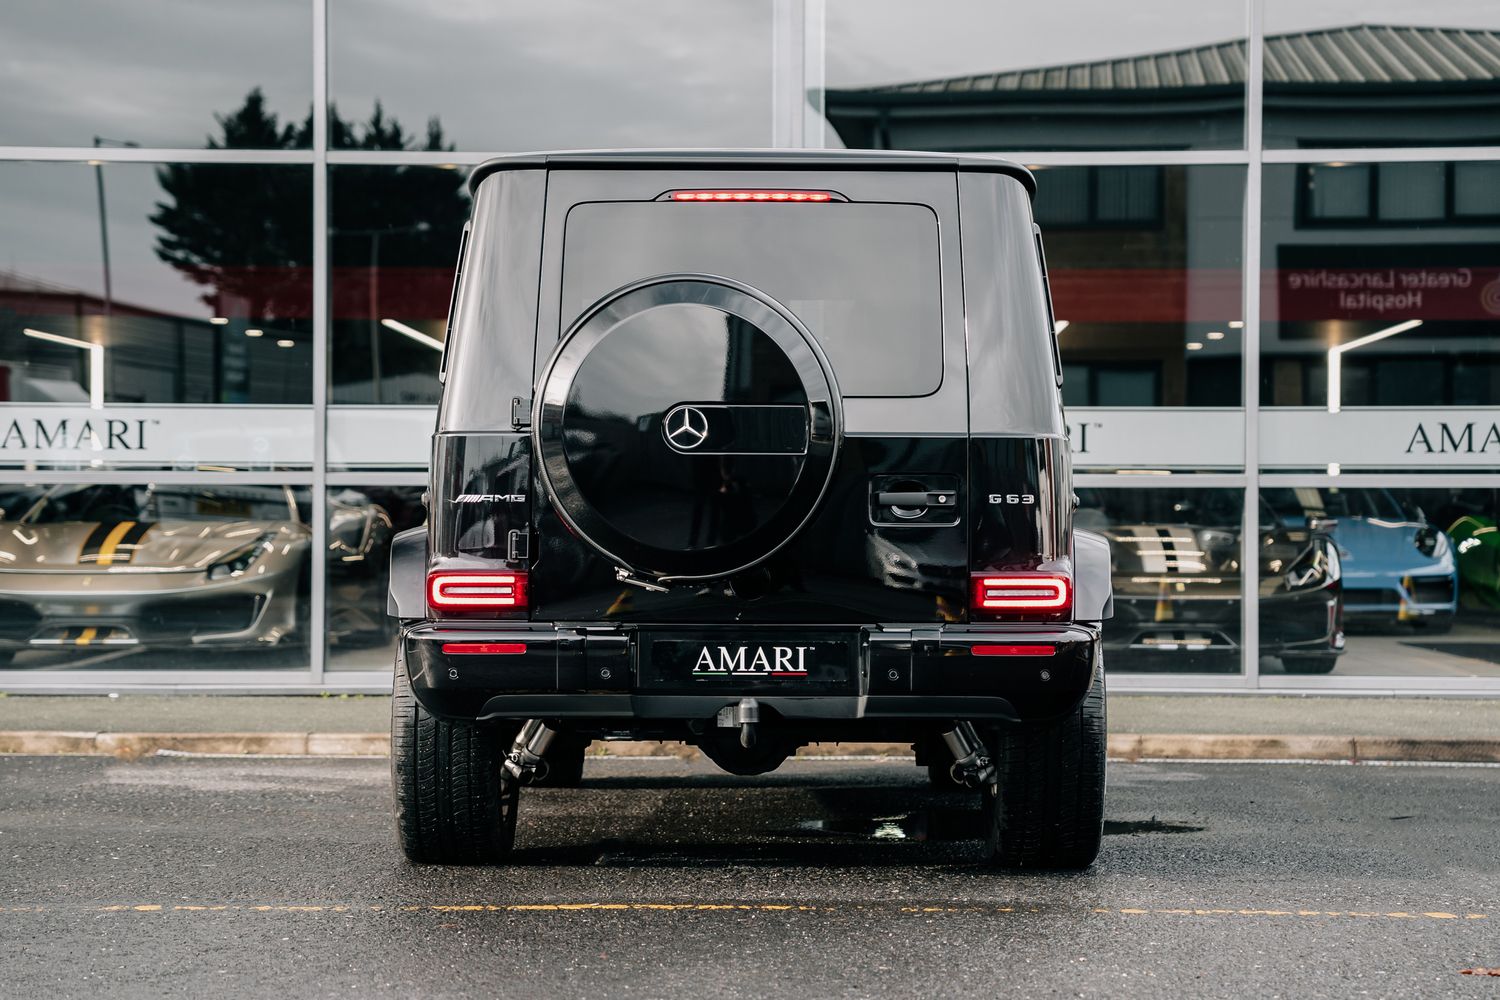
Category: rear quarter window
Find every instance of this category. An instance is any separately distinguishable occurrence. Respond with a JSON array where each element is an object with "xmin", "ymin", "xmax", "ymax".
[{"xmin": 560, "ymin": 200, "xmax": 942, "ymax": 397}]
